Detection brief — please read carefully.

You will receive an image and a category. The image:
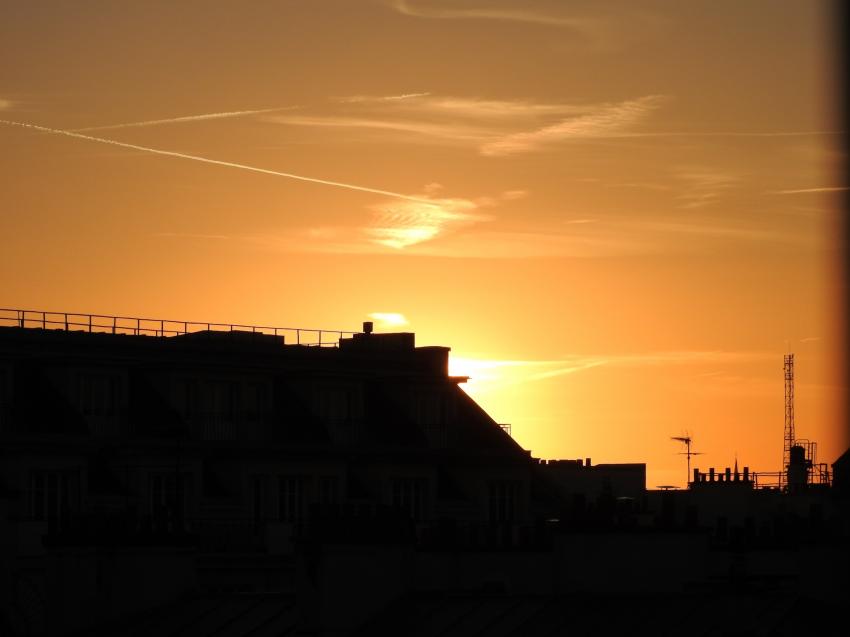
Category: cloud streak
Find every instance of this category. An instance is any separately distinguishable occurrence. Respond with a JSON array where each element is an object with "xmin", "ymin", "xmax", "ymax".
[
  {"xmin": 770, "ymin": 186, "xmax": 848, "ymax": 194},
  {"xmin": 270, "ymin": 93, "xmax": 668, "ymax": 155},
  {"xmin": 388, "ymin": 0, "xmax": 597, "ymax": 31},
  {"xmin": 72, "ymin": 107, "xmax": 295, "ymax": 132},
  {"xmin": 452, "ymin": 350, "xmax": 770, "ymax": 393},
  {"xmin": 0, "ymin": 118, "xmax": 432, "ymax": 203},
  {"xmin": 368, "ymin": 312, "xmax": 409, "ymax": 327},
  {"xmin": 480, "ymin": 95, "xmax": 665, "ymax": 156},
  {"xmin": 366, "ymin": 190, "xmax": 492, "ymax": 249}
]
